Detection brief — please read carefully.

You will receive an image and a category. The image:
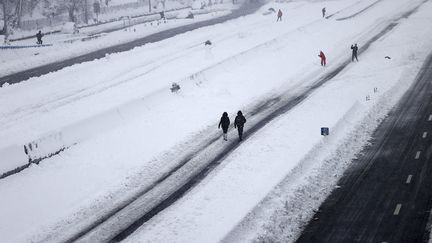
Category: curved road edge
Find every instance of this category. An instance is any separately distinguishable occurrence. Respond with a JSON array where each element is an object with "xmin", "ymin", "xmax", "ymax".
[{"xmin": 0, "ymin": 2, "xmax": 264, "ymax": 87}]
